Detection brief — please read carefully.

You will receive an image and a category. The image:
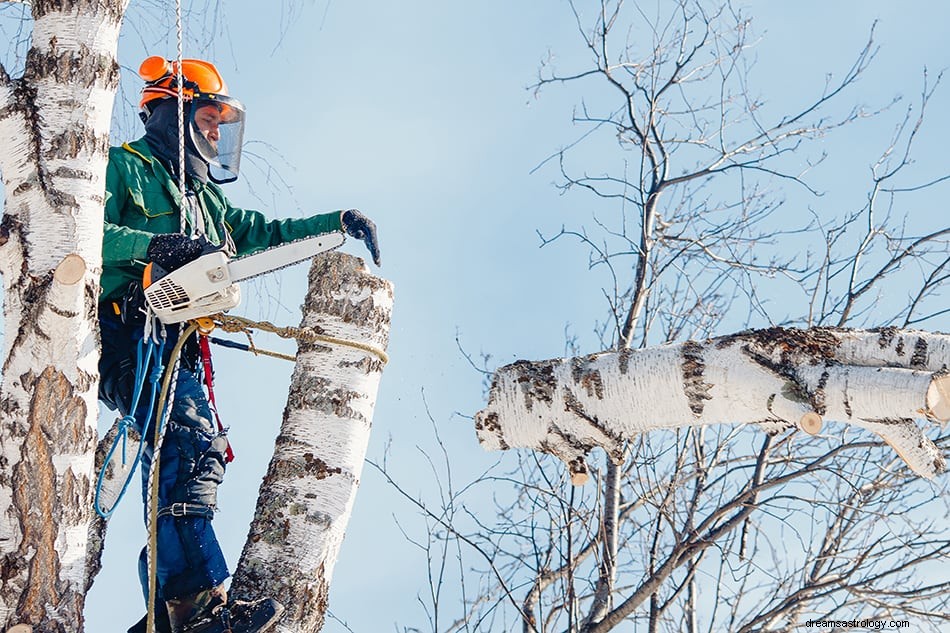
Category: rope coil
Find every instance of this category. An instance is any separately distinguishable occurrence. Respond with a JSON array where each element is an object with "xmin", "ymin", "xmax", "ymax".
[{"xmin": 93, "ymin": 336, "xmax": 166, "ymax": 519}]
